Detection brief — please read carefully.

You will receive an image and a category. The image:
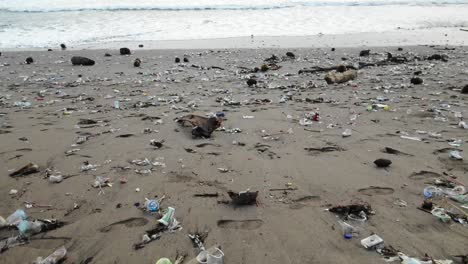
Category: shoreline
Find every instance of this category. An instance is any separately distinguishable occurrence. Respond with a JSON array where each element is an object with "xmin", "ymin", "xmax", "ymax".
[{"xmin": 1, "ymin": 28, "xmax": 467, "ymax": 51}]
